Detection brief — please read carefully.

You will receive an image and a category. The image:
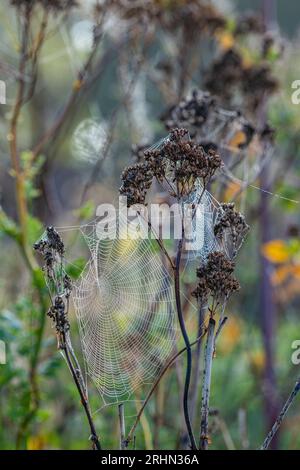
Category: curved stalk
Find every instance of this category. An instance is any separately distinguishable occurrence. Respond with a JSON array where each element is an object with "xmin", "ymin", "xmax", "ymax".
[{"xmin": 174, "ymin": 237, "xmax": 197, "ymax": 450}]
